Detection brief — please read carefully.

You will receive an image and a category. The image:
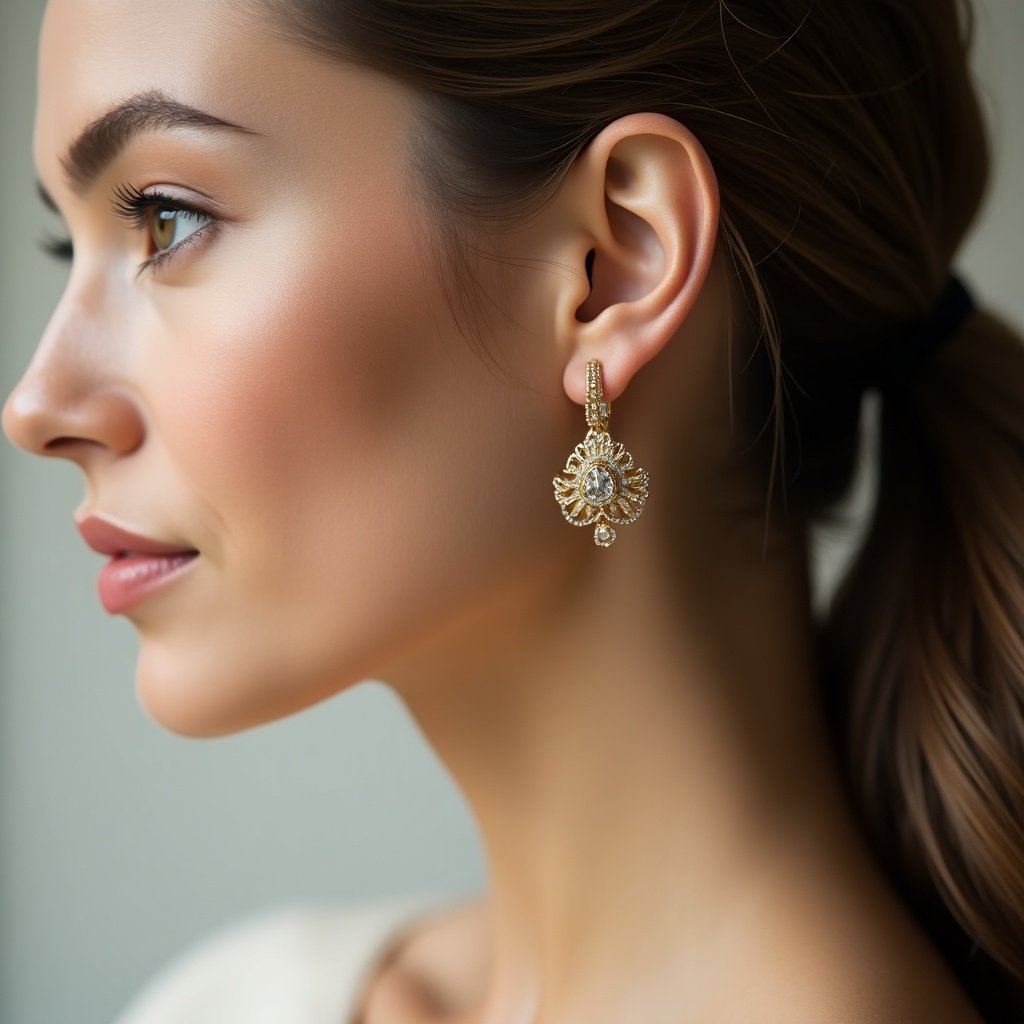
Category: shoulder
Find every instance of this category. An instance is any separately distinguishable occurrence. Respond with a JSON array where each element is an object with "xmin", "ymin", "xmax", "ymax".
[
  {"xmin": 109, "ymin": 899, "xmax": 410, "ymax": 1024},
  {"xmin": 382, "ymin": 896, "xmax": 491, "ymax": 1016}
]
